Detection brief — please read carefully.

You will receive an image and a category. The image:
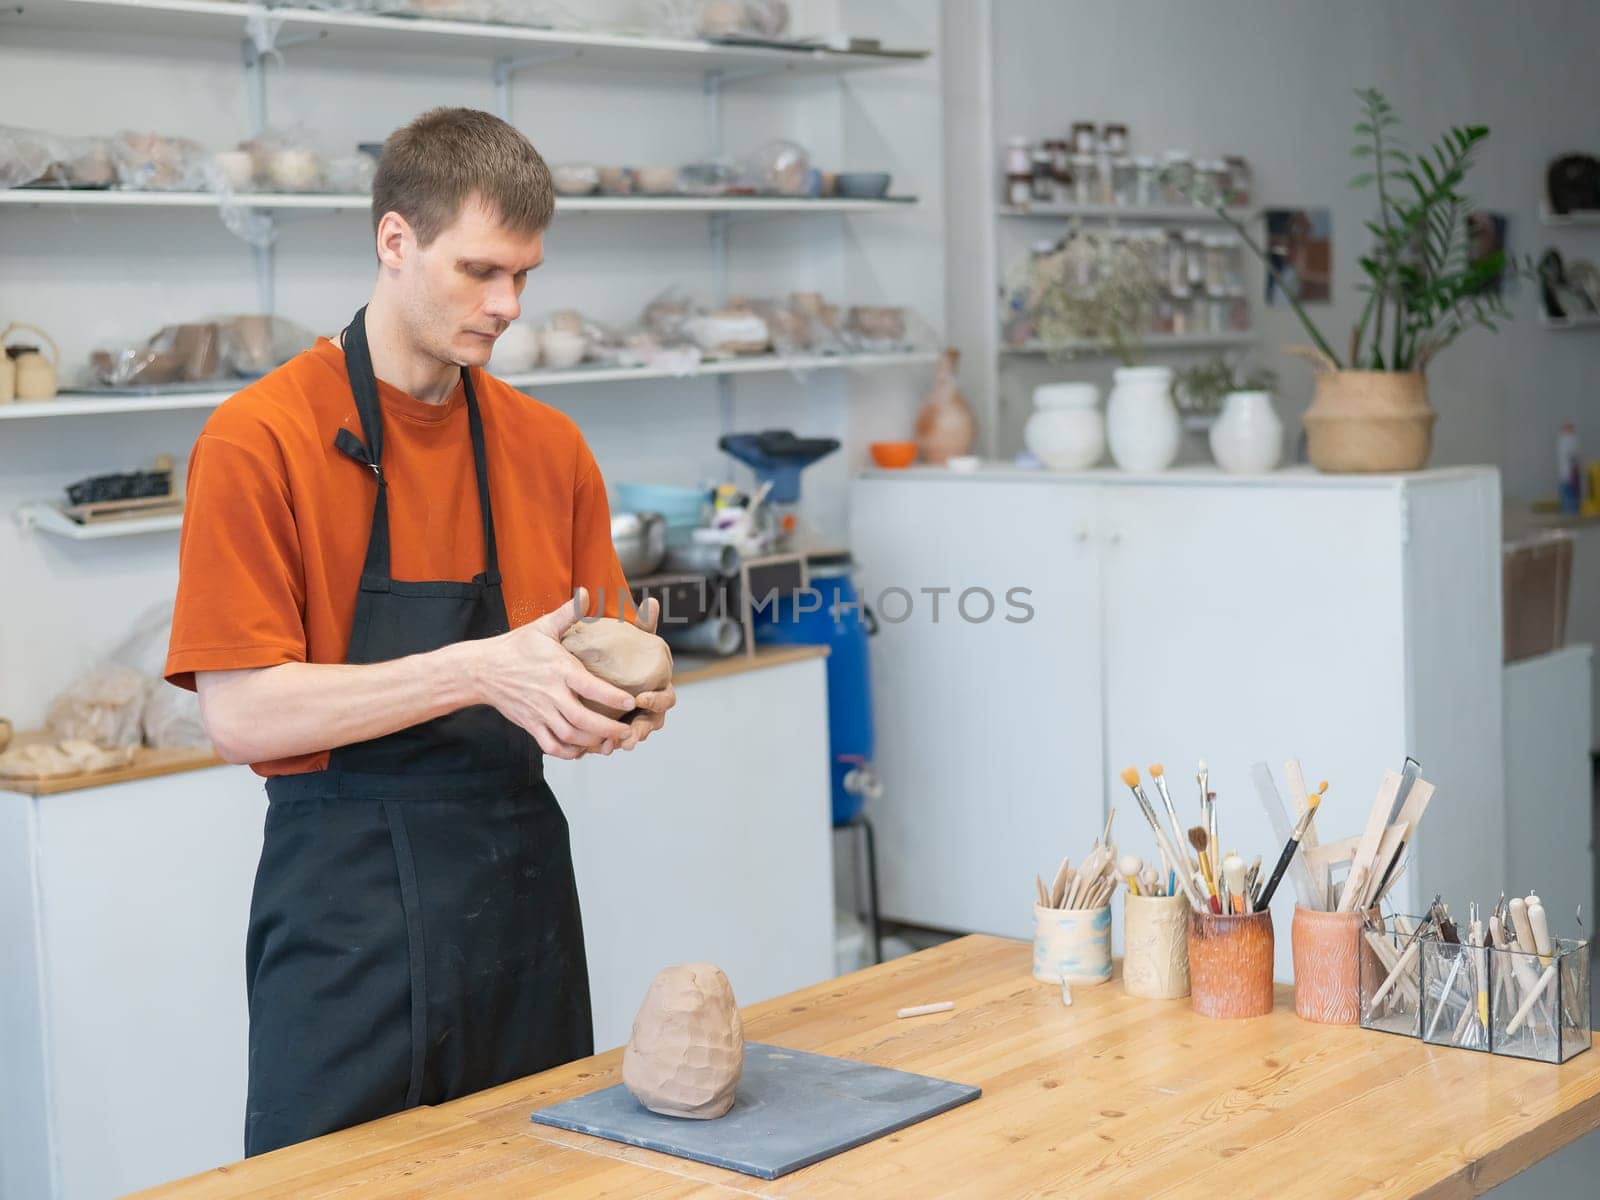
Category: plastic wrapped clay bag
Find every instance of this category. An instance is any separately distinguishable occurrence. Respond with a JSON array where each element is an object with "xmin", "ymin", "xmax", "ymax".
[
  {"xmin": 111, "ymin": 130, "xmax": 212, "ymax": 192},
  {"xmin": 0, "ymin": 127, "xmax": 117, "ymax": 188},
  {"xmin": 218, "ymin": 314, "xmax": 317, "ymax": 377},
  {"xmin": 45, "ymin": 664, "xmax": 149, "ymax": 748},
  {"xmin": 142, "ymin": 685, "xmax": 209, "ymax": 750},
  {"xmin": 0, "ymin": 125, "xmax": 57, "ymax": 187},
  {"xmin": 737, "ymin": 138, "xmax": 812, "ymax": 196},
  {"xmin": 697, "ymin": 0, "xmax": 790, "ymax": 38}
]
